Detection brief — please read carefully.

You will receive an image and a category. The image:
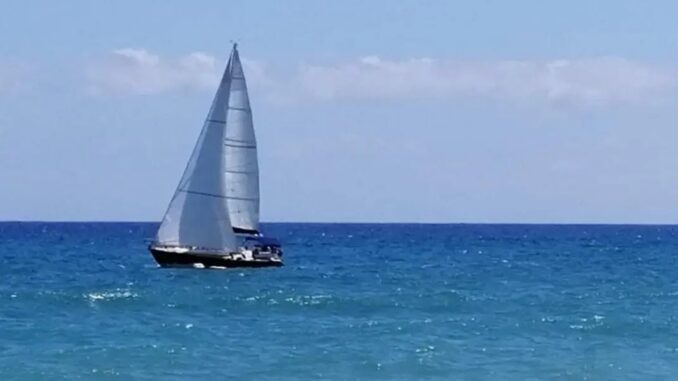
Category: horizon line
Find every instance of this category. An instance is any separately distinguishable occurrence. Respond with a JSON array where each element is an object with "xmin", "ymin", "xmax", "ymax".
[{"xmin": 2, "ymin": 220, "xmax": 678, "ymax": 227}]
